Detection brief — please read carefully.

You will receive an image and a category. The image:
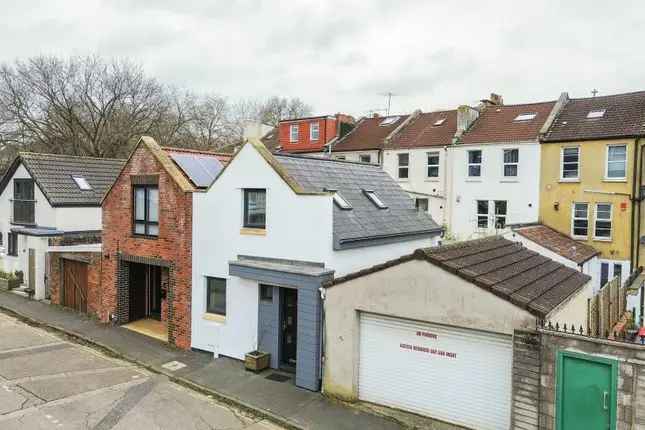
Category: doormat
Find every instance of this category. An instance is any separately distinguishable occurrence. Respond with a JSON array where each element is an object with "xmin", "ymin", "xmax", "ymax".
[{"xmin": 265, "ymin": 373, "xmax": 292, "ymax": 383}]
